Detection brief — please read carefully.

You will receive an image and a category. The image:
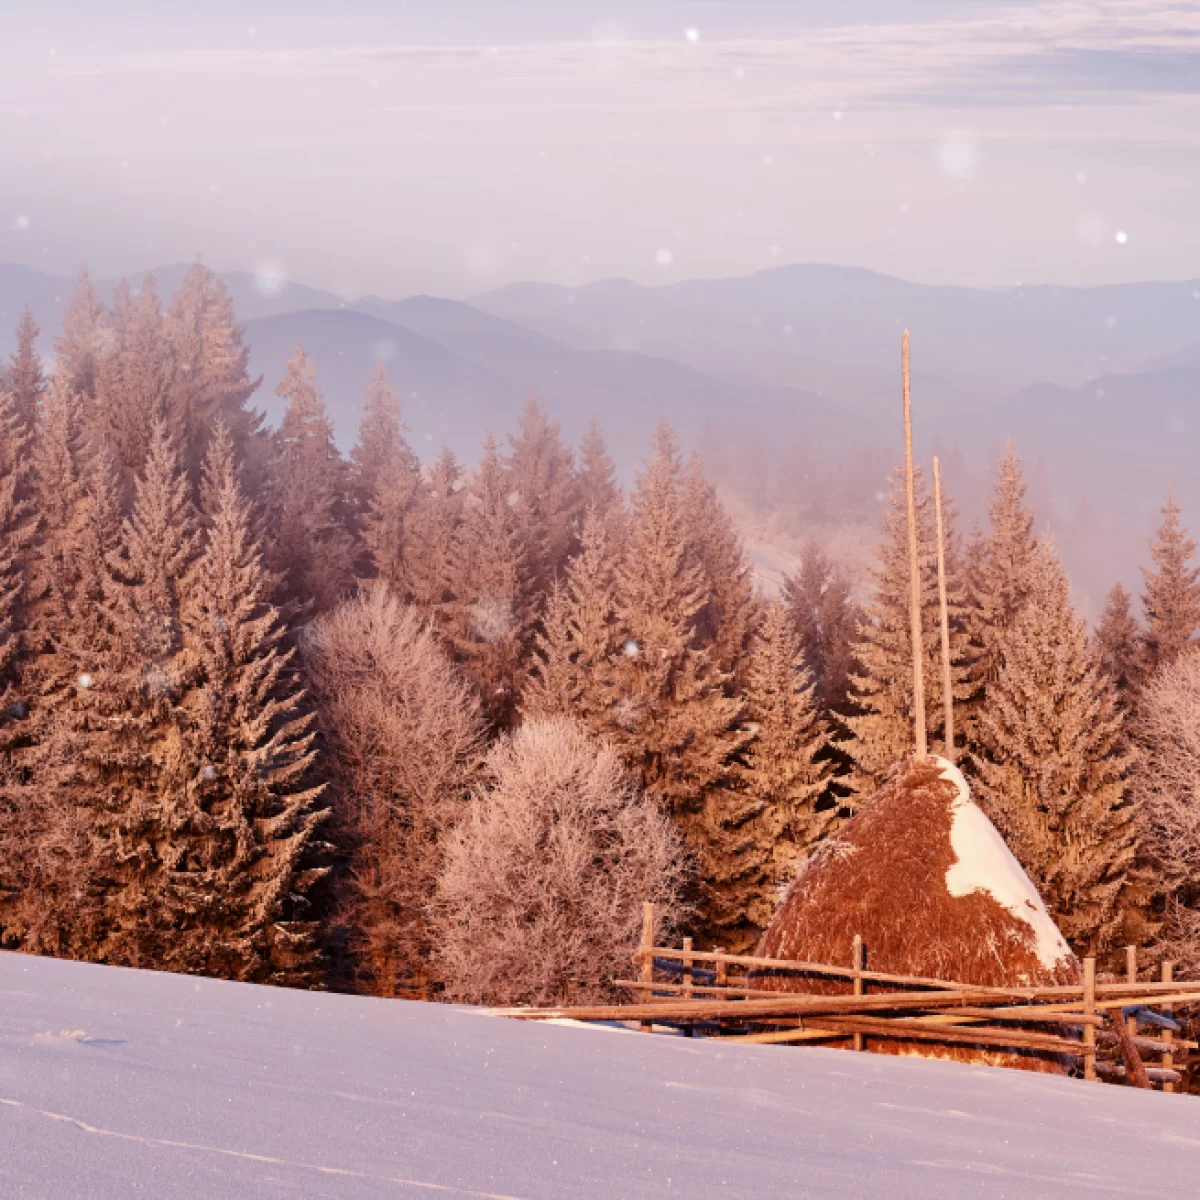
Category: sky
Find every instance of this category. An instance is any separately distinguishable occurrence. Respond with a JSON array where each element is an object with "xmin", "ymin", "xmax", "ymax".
[{"xmin": 2, "ymin": 0, "xmax": 1199, "ymax": 298}]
